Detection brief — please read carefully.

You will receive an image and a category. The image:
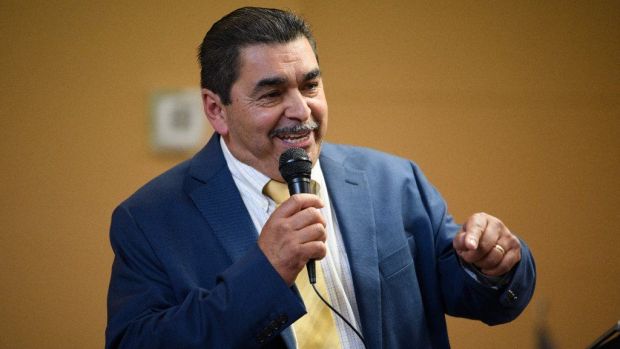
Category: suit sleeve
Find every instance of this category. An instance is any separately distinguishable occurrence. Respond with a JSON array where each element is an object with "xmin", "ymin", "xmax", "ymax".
[
  {"xmin": 105, "ymin": 205, "xmax": 304, "ymax": 349},
  {"xmin": 410, "ymin": 162, "xmax": 537, "ymax": 325}
]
